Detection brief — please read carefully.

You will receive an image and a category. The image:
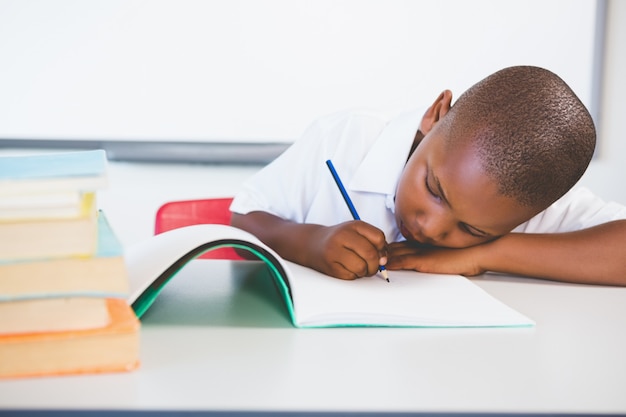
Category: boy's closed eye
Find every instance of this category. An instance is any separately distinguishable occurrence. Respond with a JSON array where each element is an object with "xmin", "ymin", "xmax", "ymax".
[
  {"xmin": 425, "ymin": 168, "xmax": 492, "ymax": 239},
  {"xmin": 424, "ymin": 170, "xmax": 442, "ymax": 203},
  {"xmin": 461, "ymin": 223, "xmax": 490, "ymax": 238}
]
